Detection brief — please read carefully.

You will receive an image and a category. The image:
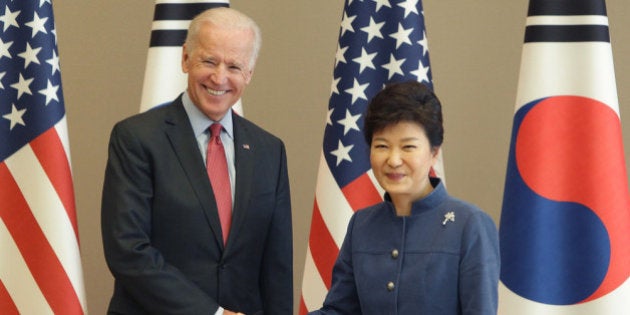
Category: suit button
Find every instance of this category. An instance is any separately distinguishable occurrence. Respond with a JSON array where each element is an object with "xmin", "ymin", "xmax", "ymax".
[
  {"xmin": 391, "ymin": 249, "xmax": 399, "ymax": 259},
  {"xmin": 387, "ymin": 281, "xmax": 395, "ymax": 291}
]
